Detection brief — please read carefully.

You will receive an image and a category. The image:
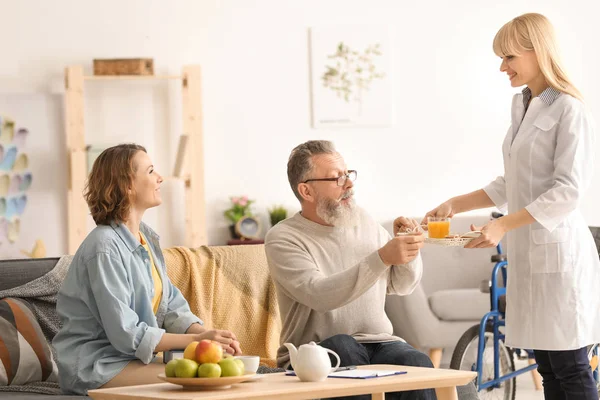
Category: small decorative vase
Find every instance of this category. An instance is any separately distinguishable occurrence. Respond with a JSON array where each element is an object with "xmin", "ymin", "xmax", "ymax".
[{"xmin": 229, "ymin": 224, "xmax": 241, "ymax": 239}]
